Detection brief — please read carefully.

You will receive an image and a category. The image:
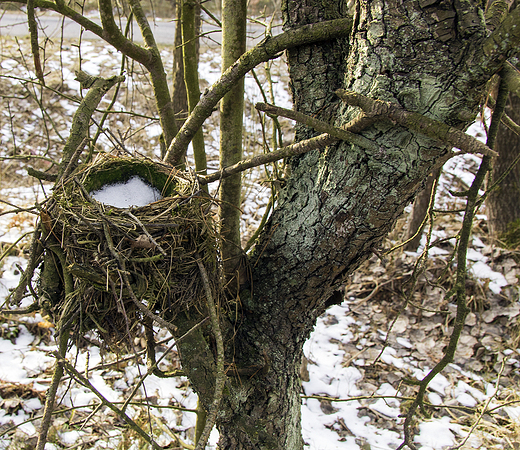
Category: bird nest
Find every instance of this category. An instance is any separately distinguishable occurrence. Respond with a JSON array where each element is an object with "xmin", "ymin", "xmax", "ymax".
[{"xmin": 44, "ymin": 154, "xmax": 220, "ymax": 345}]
